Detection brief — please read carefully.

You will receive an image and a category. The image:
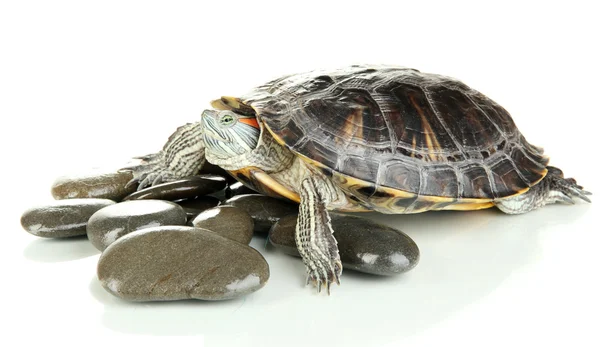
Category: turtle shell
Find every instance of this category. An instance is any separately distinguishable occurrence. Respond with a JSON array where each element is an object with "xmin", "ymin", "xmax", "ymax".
[{"xmin": 214, "ymin": 65, "xmax": 549, "ymax": 212}]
